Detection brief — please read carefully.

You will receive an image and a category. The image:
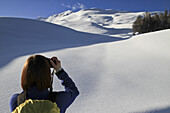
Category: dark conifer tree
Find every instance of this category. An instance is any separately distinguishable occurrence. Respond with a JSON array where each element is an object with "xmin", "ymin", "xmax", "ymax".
[
  {"xmin": 158, "ymin": 12, "xmax": 164, "ymax": 30},
  {"xmin": 153, "ymin": 13, "xmax": 161, "ymax": 31},
  {"xmin": 132, "ymin": 15, "xmax": 143, "ymax": 33},
  {"xmin": 164, "ymin": 9, "xmax": 168, "ymax": 28},
  {"xmin": 168, "ymin": 9, "xmax": 170, "ymax": 28},
  {"xmin": 141, "ymin": 17, "xmax": 148, "ymax": 33},
  {"xmin": 132, "ymin": 9, "xmax": 170, "ymax": 34},
  {"xmin": 143, "ymin": 12, "xmax": 152, "ymax": 32}
]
